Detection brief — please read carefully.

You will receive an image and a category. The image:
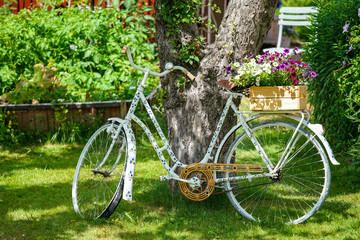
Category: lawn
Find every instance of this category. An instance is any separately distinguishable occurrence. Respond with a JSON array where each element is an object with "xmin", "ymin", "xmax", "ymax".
[{"xmin": 0, "ymin": 139, "xmax": 359, "ymax": 239}]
